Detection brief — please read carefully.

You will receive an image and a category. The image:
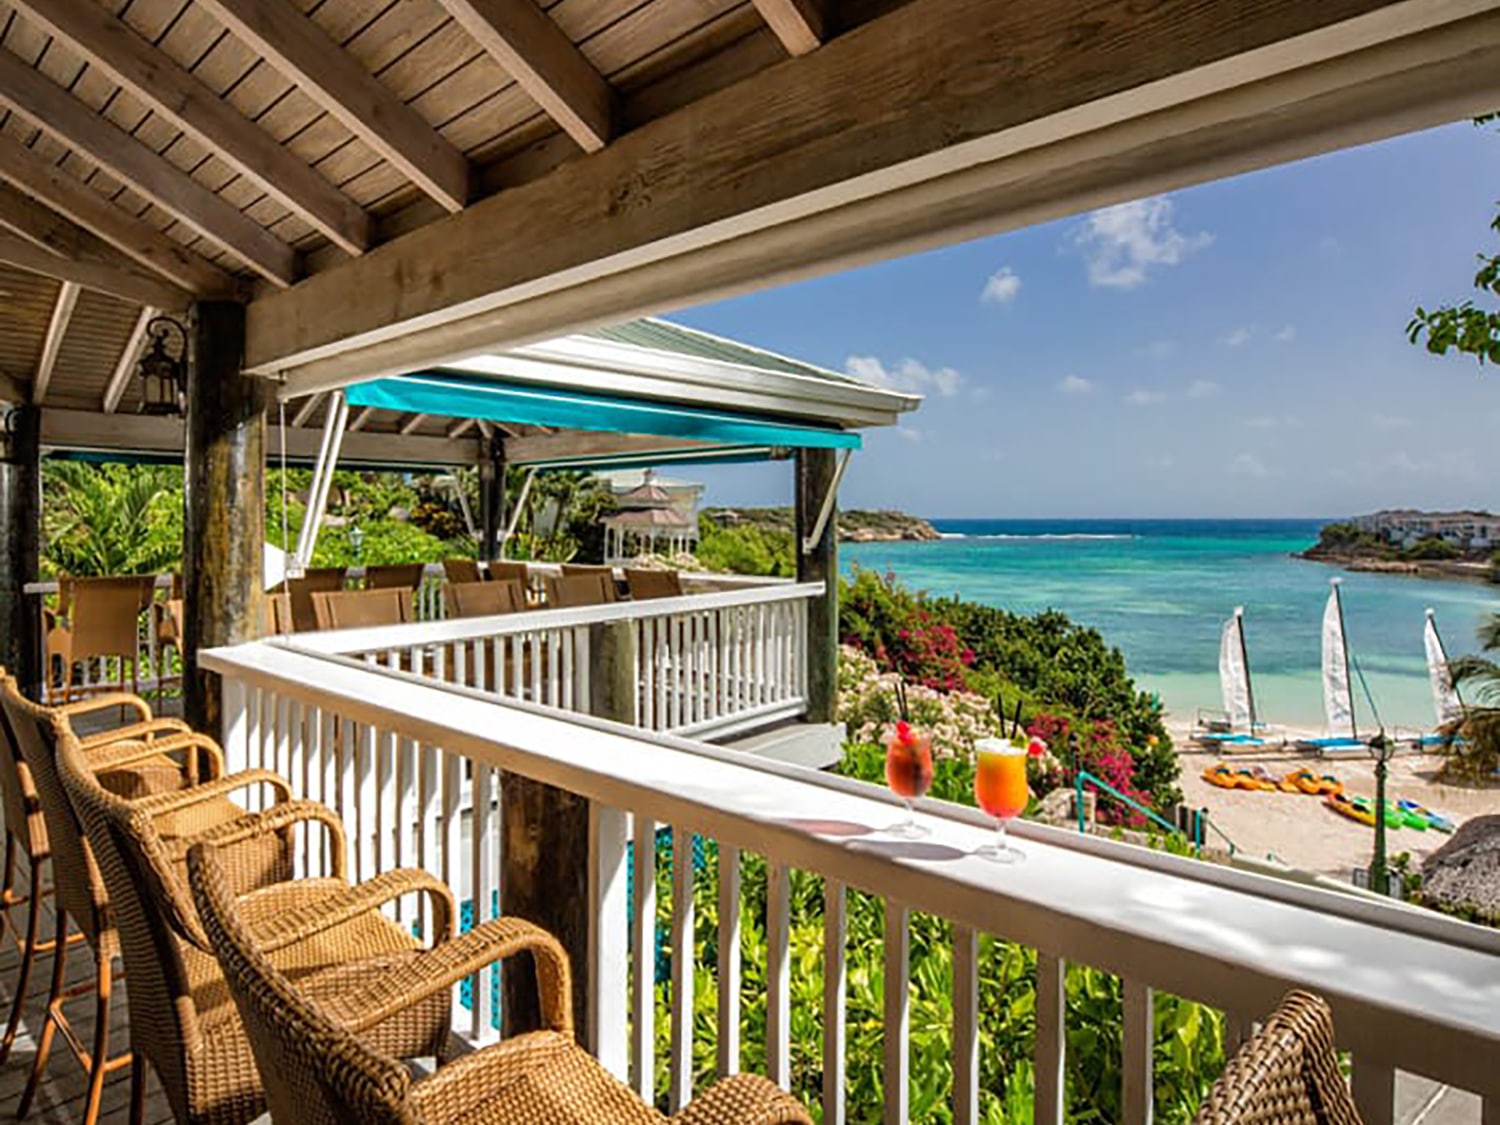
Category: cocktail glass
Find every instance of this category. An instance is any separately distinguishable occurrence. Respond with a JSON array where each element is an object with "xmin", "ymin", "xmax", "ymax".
[
  {"xmin": 884, "ymin": 722, "xmax": 934, "ymax": 839},
  {"xmin": 974, "ymin": 737, "xmax": 1028, "ymax": 863}
]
